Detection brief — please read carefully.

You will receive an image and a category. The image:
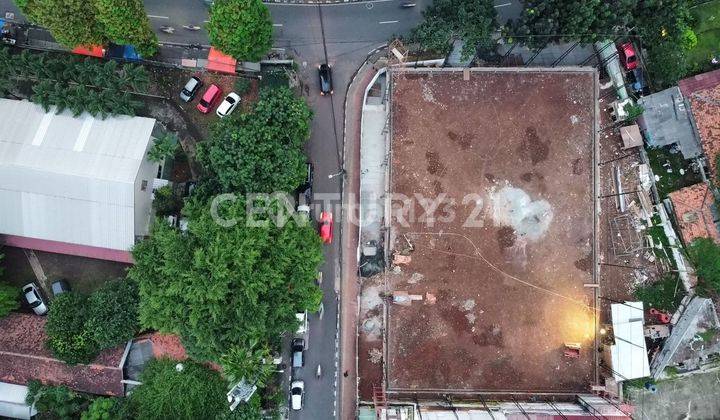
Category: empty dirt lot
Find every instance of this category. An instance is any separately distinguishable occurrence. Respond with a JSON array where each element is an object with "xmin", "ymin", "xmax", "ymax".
[{"xmin": 386, "ymin": 68, "xmax": 598, "ymax": 393}]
